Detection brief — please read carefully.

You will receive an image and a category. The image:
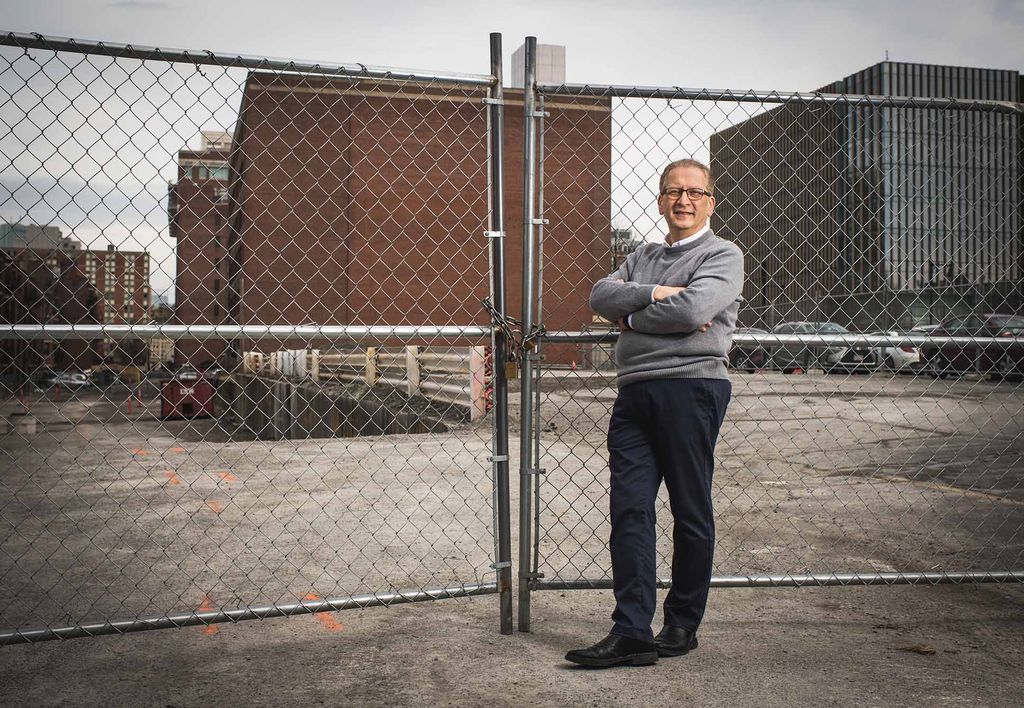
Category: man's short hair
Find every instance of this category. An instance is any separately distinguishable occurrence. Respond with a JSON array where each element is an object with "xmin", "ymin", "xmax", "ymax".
[{"xmin": 659, "ymin": 158, "xmax": 715, "ymax": 195}]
